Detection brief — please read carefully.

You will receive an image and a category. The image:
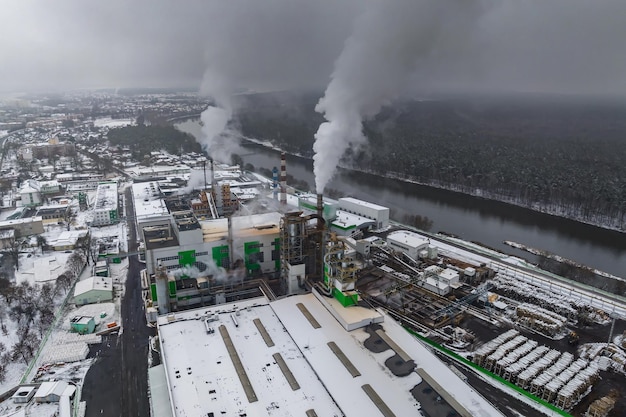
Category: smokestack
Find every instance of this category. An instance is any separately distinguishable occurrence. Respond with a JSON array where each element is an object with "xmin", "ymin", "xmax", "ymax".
[
  {"xmin": 203, "ymin": 159, "xmax": 208, "ymax": 191},
  {"xmin": 316, "ymin": 193, "xmax": 324, "ymax": 222},
  {"xmin": 280, "ymin": 152, "xmax": 287, "ymax": 205},
  {"xmin": 211, "ymin": 159, "xmax": 216, "ymax": 194},
  {"xmin": 272, "ymin": 167, "xmax": 279, "ymax": 201}
]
